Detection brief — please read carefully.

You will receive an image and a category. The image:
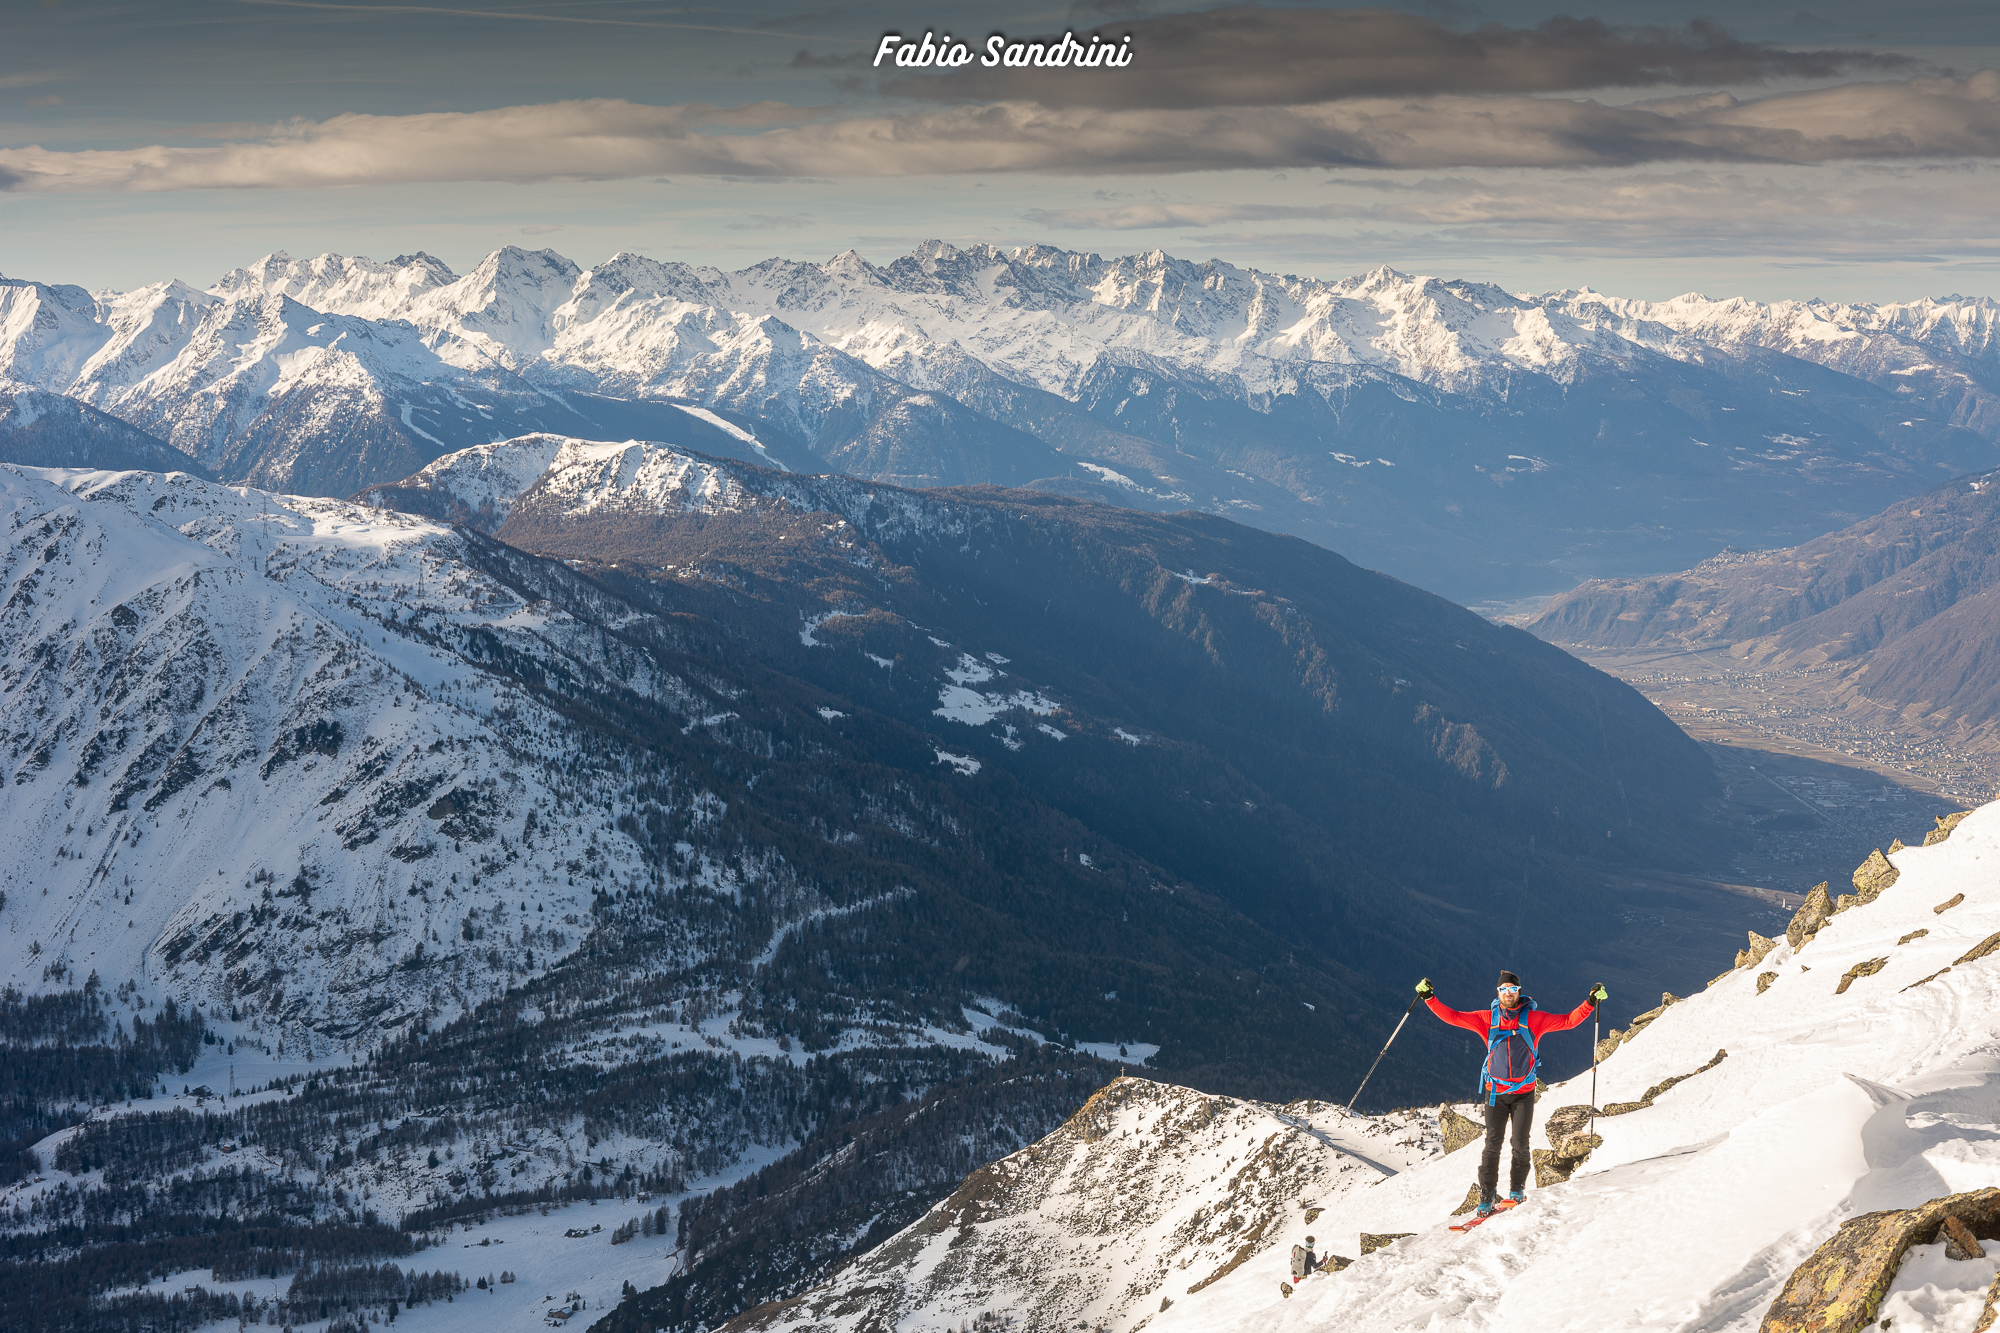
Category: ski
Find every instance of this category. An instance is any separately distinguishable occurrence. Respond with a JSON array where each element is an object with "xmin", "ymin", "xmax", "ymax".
[{"xmin": 1447, "ymin": 1199, "xmax": 1519, "ymax": 1233}]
